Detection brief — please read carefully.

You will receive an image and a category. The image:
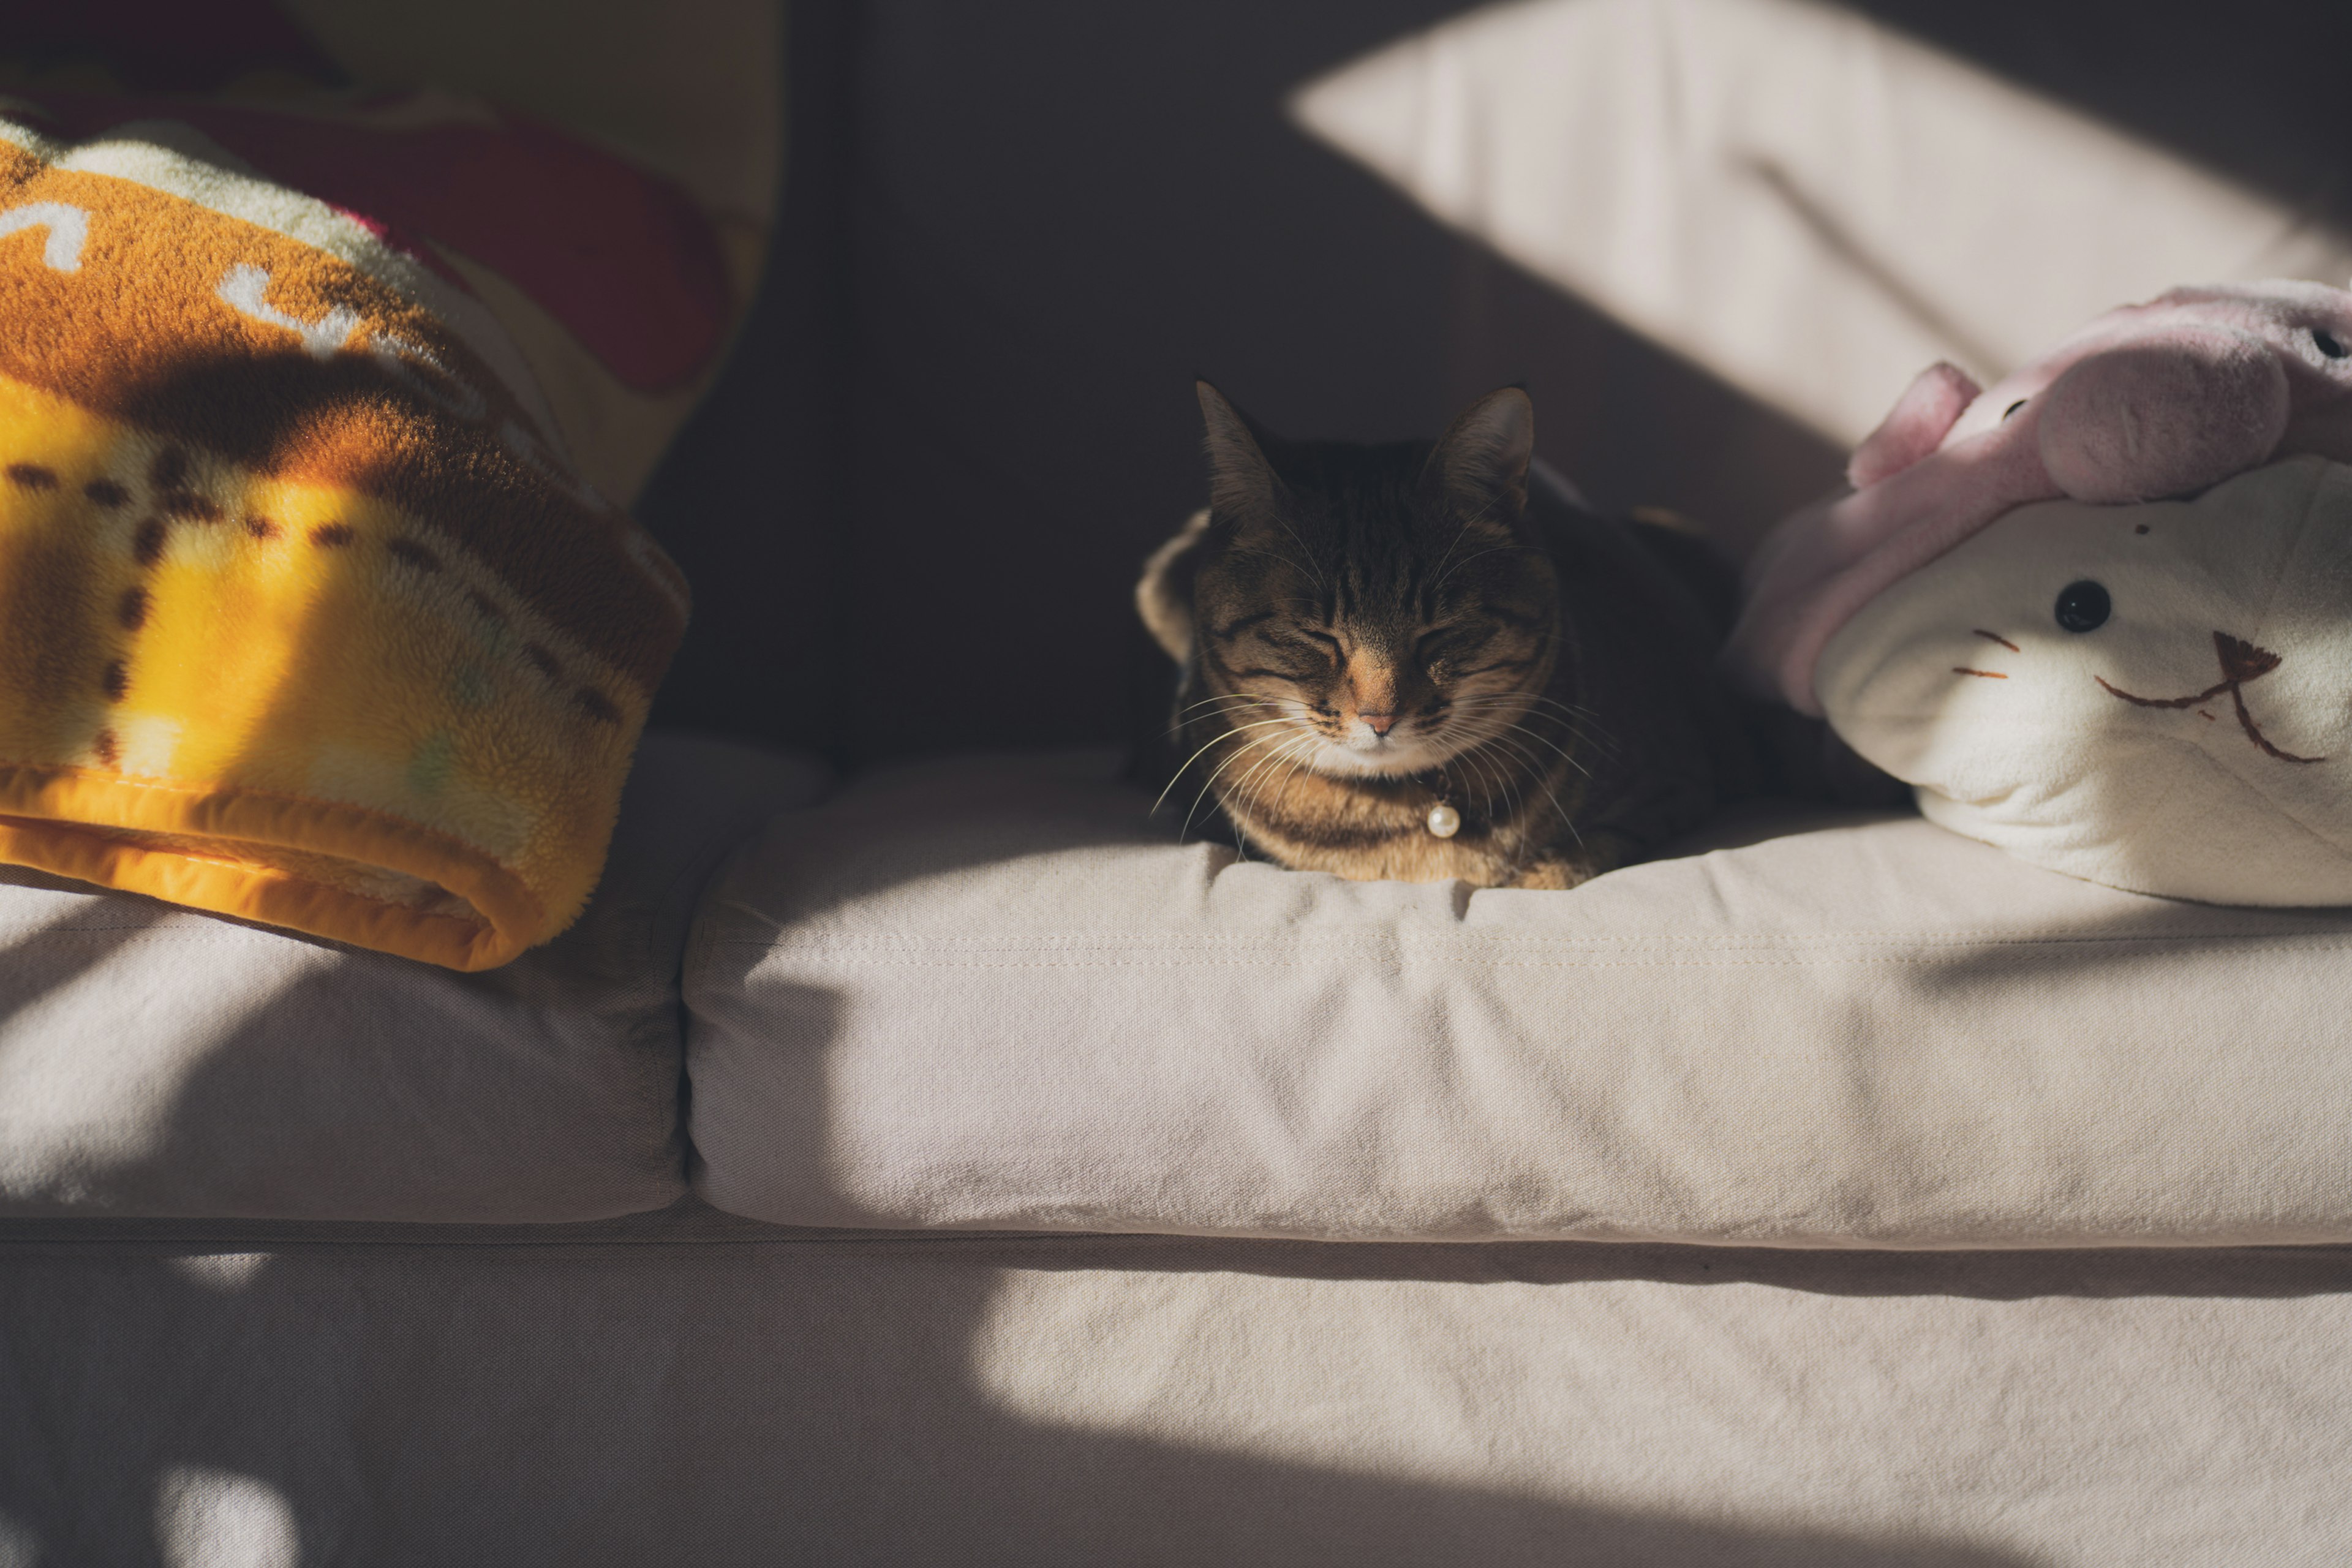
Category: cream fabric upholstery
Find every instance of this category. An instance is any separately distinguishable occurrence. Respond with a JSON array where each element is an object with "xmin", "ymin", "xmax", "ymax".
[
  {"xmin": 1, "ymin": 1219, "xmax": 2346, "ymax": 1566},
  {"xmin": 0, "ymin": 734, "xmax": 826, "ymax": 1223},
  {"xmin": 684, "ymin": 750, "xmax": 2352, "ymax": 1245}
]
